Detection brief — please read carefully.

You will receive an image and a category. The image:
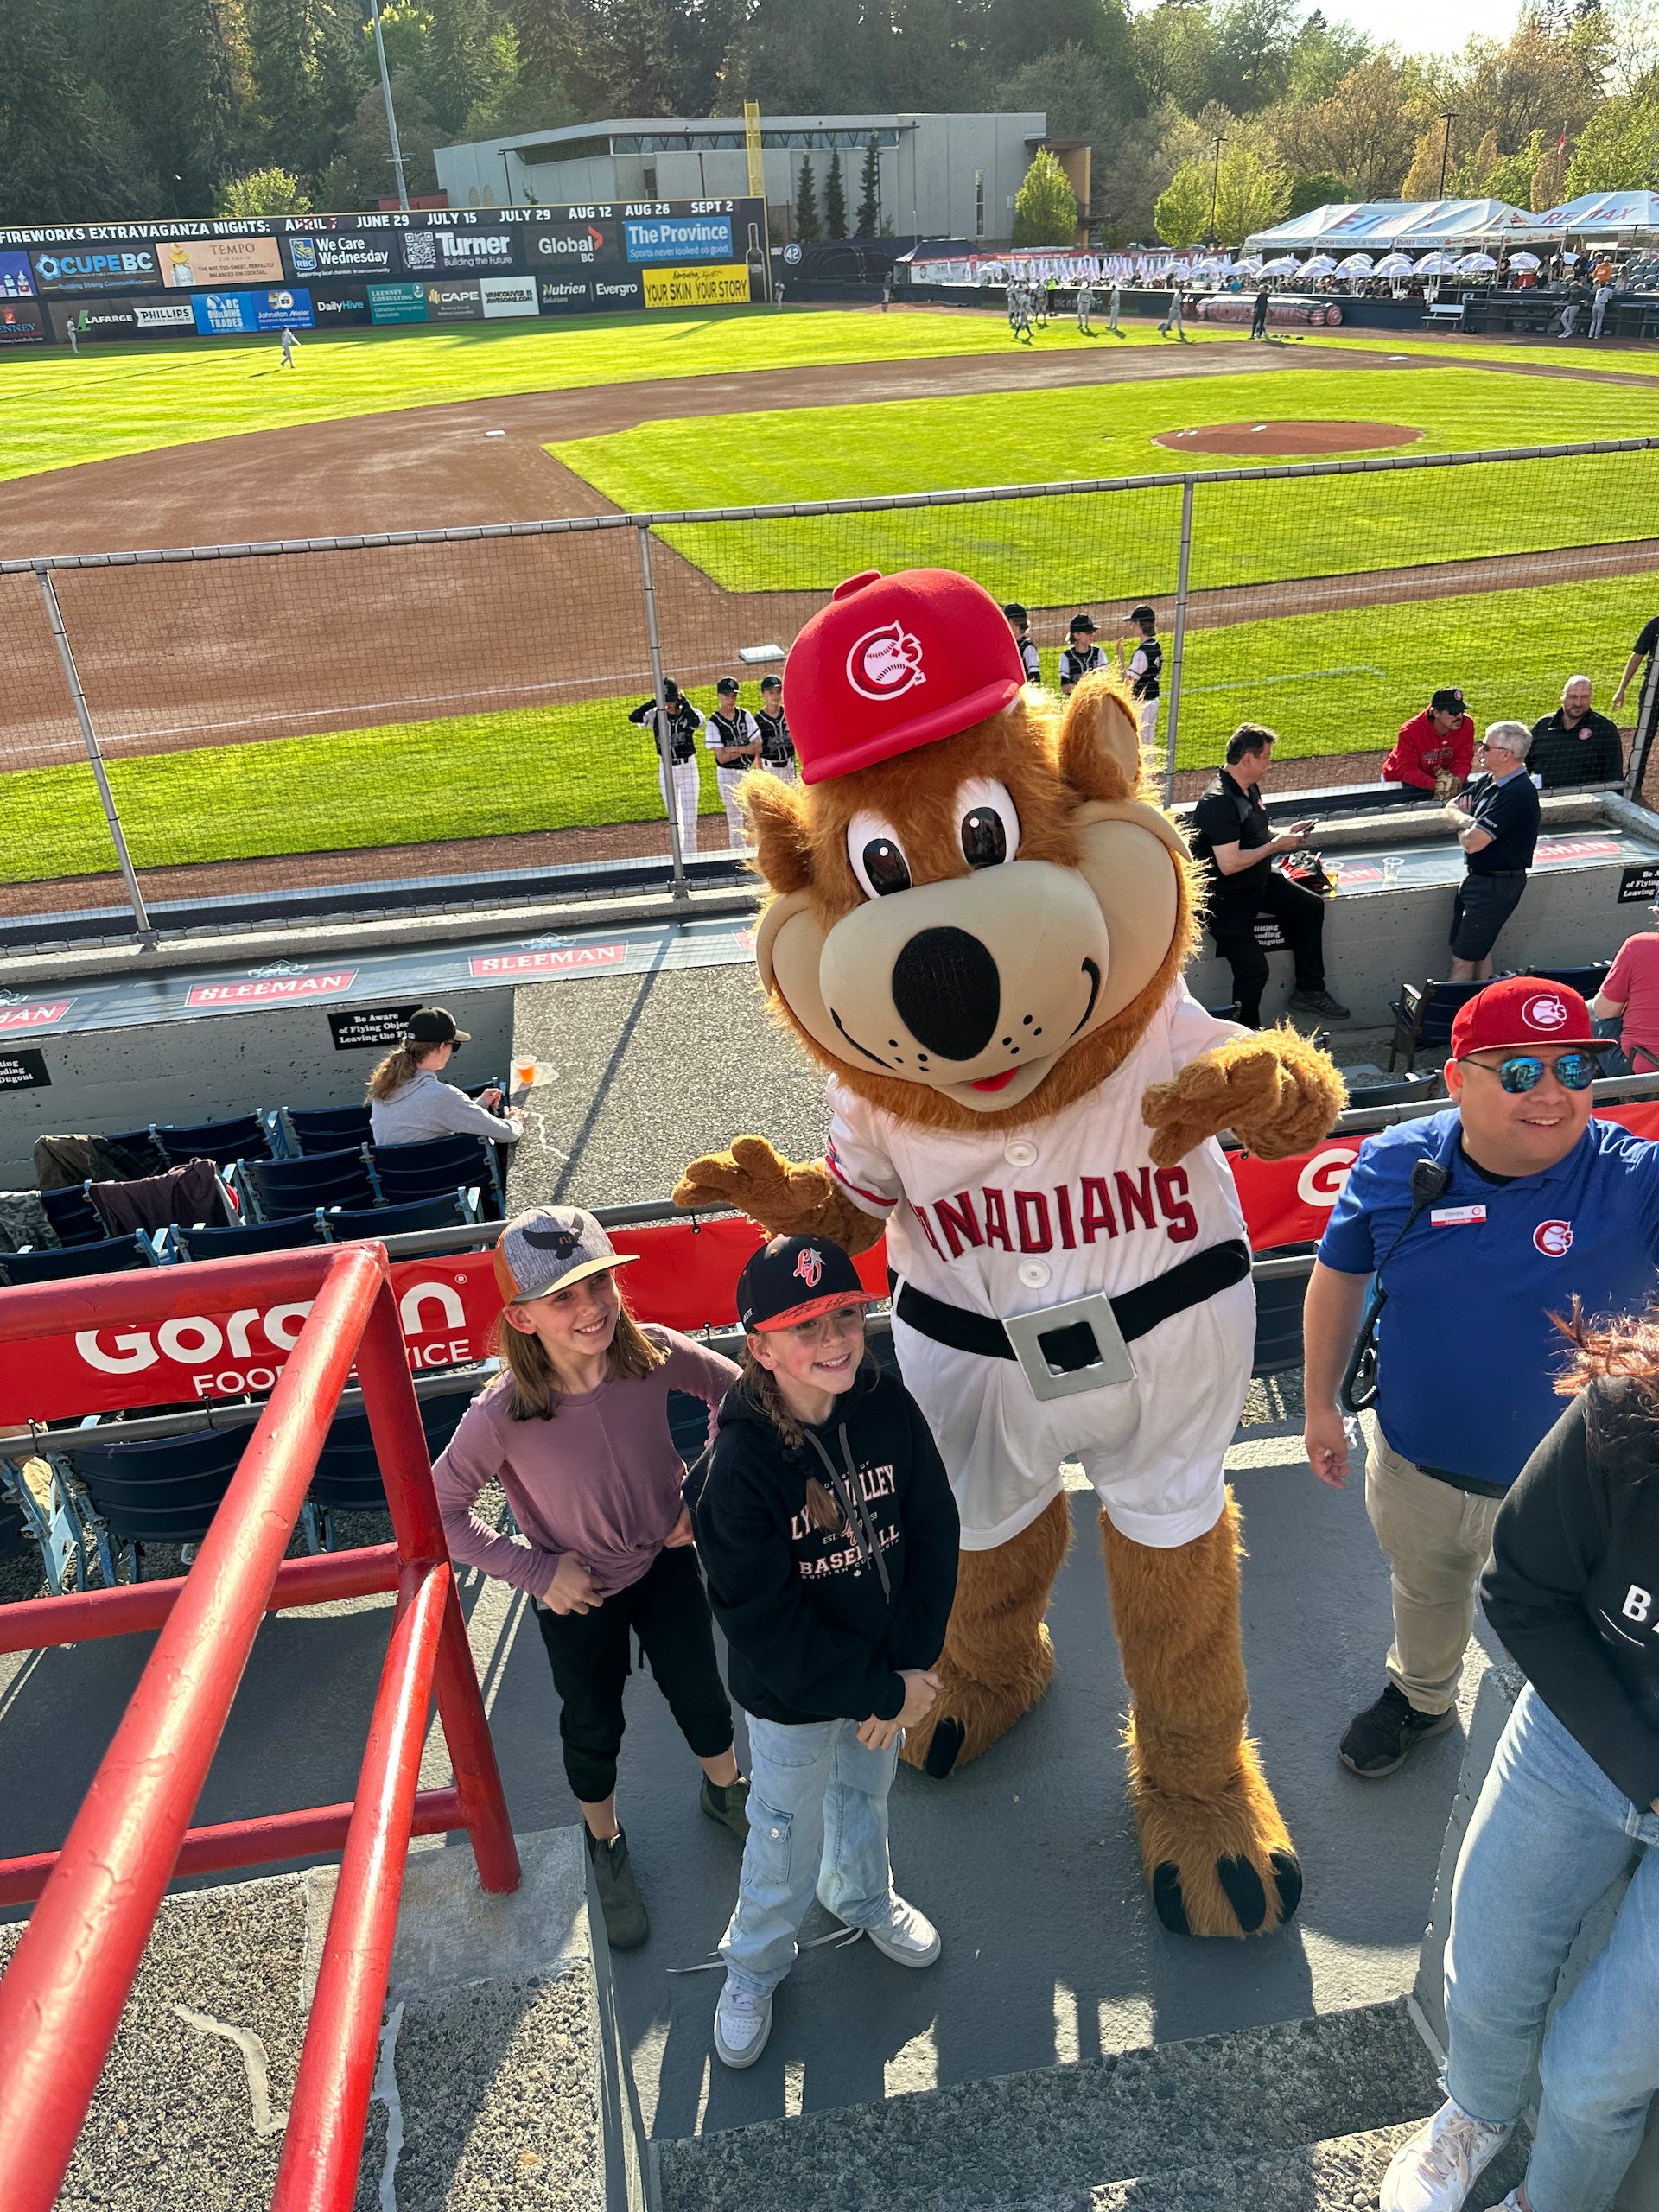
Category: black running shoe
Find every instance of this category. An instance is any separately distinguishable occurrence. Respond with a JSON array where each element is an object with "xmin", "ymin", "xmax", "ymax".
[
  {"xmin": 586, "ymin": 1827, "xmax": 649, "ymax": 1949},
  {"xmin": 1289, "ymin": 988, "xmax": 1352, "ymax": 1020},
  {"xmin": 1340, "ymin": 1683, "xmax": 1456, "ymax": 1777}
]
